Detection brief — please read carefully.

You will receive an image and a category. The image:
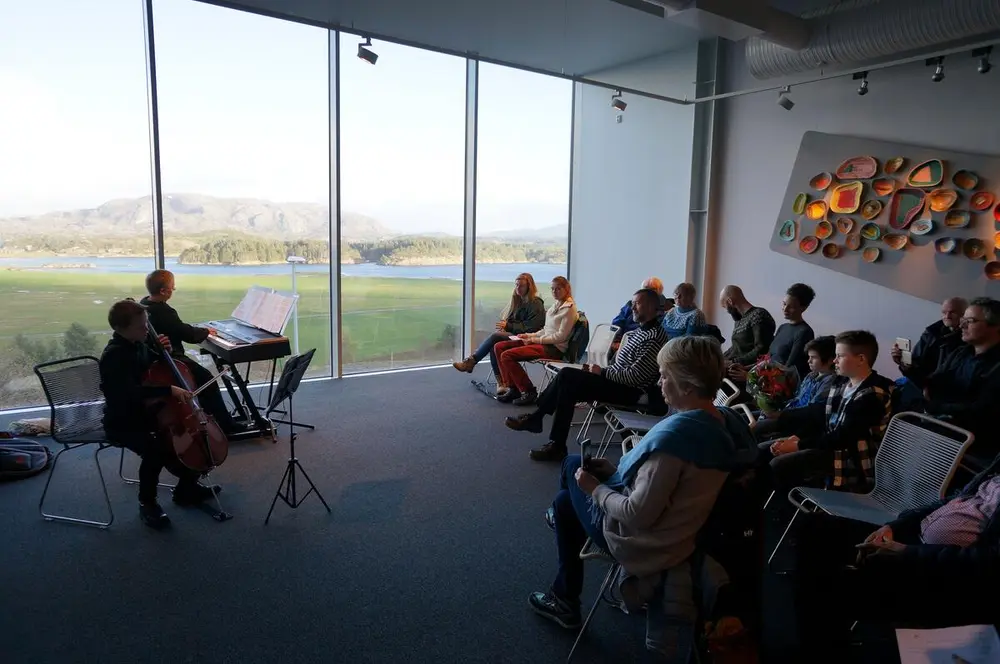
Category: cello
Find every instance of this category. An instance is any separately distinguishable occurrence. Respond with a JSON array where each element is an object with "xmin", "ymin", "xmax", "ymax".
[{"xmin": 144, "ymin": 322, "xmax": 231, "ymax": 519}]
